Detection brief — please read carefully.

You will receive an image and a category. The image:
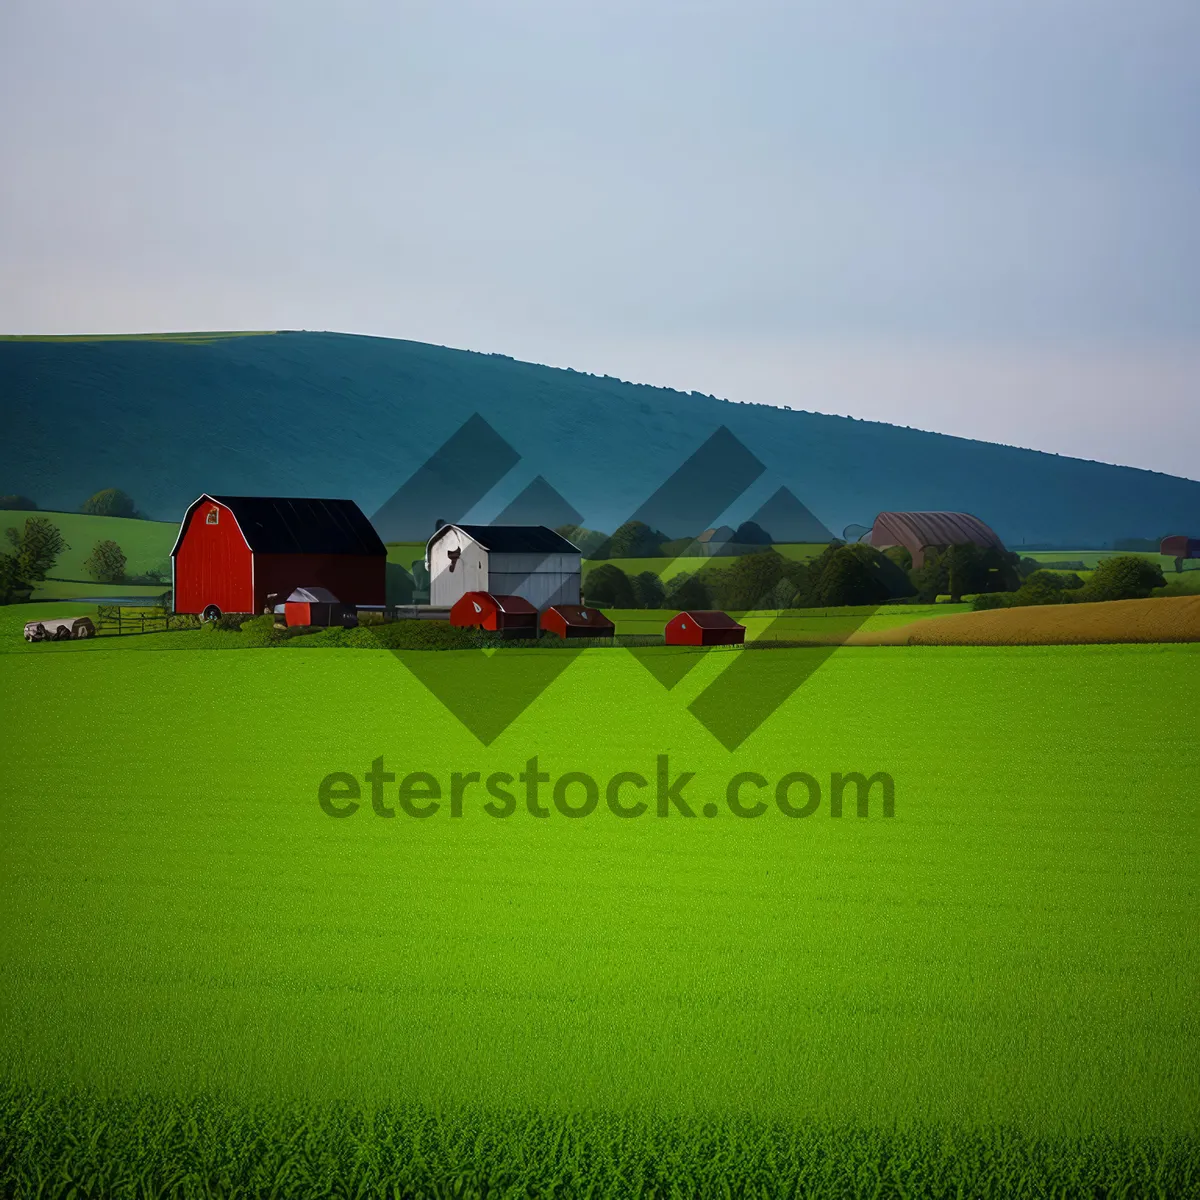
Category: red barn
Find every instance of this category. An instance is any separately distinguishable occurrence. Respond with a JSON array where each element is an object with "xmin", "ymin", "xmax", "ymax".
[
  {"xmin": 664, "ymin": 610, "xmax": 746, "ymax": 646},
  {"xmin": 171, "ymin": 495, "xmax": 386, "ymax": 619},
  {"xmin": 449, "ymin": 591, "xmax": 539, "ymax": 637},
  {"xmin": 541, "ymin": 604, "xmax": 615, "ymax": 639}
]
